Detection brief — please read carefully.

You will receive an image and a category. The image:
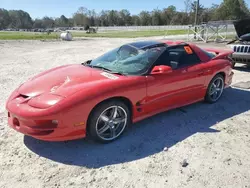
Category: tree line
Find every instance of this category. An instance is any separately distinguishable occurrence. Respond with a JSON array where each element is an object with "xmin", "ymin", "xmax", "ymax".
[{"xmin": 0, "ymin": 0, "xmax": 249, "ymax": 29}]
